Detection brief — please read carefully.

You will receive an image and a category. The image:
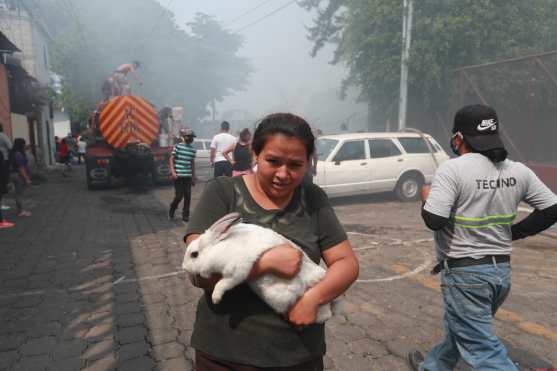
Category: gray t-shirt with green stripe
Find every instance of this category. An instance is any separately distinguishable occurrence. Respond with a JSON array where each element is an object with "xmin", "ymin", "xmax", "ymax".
[{"xmin": 425, "ymin": 153, "xmax": 557, "ymax": 260}]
